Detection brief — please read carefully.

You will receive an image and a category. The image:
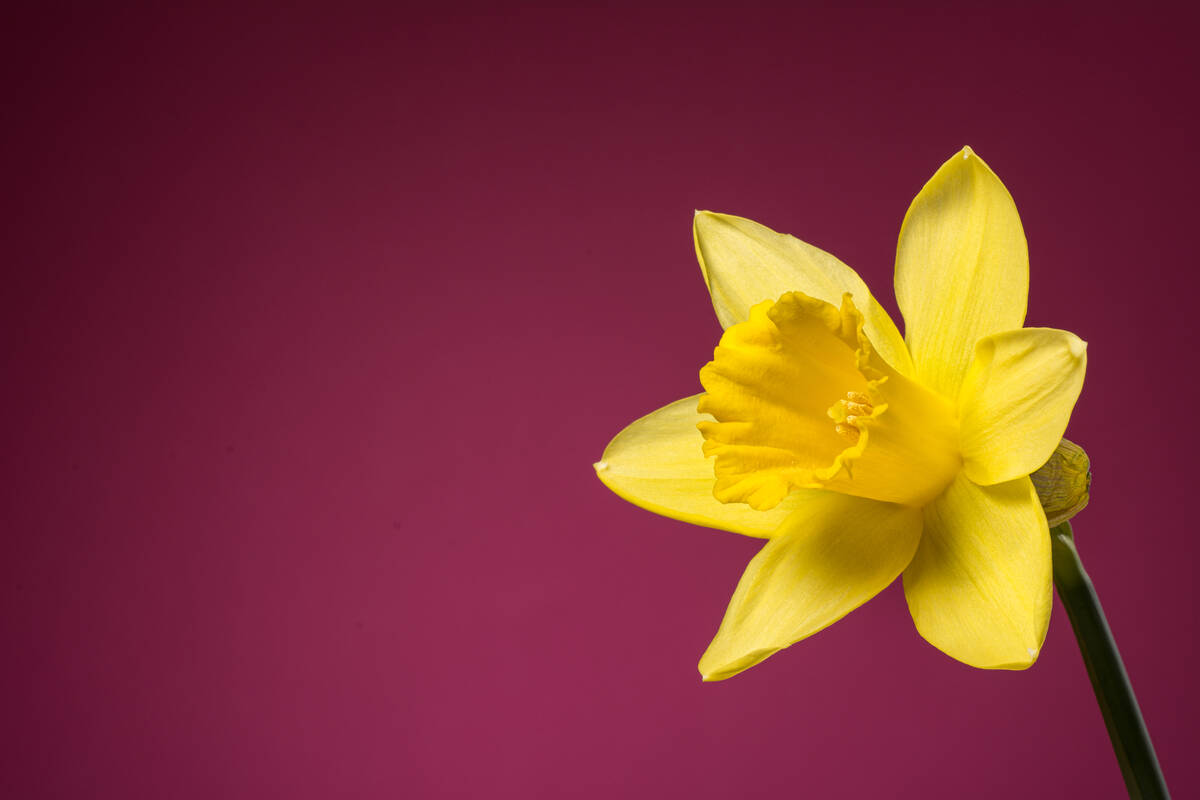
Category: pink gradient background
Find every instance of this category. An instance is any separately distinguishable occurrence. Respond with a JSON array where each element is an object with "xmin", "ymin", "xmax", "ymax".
[{"xmin": 5, "ymin": 3, "xmax": 1199, "ymax": 797}]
